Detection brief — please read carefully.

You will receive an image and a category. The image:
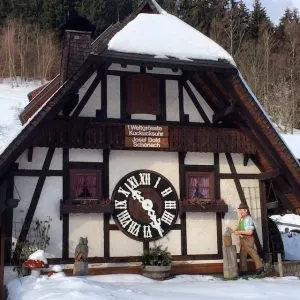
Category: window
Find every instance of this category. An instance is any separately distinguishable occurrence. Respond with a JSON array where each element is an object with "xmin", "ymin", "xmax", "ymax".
[
  {"xmin": 69, "ymin": 163, "xmax": 102, "ymax": 203},
  {"xmin": 185, "ymin": 168, "xmax": 215, "ymax": 202},
  {"xmin": 126, "ymin": 74, "xmax": 160, "ymax": 115}
]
